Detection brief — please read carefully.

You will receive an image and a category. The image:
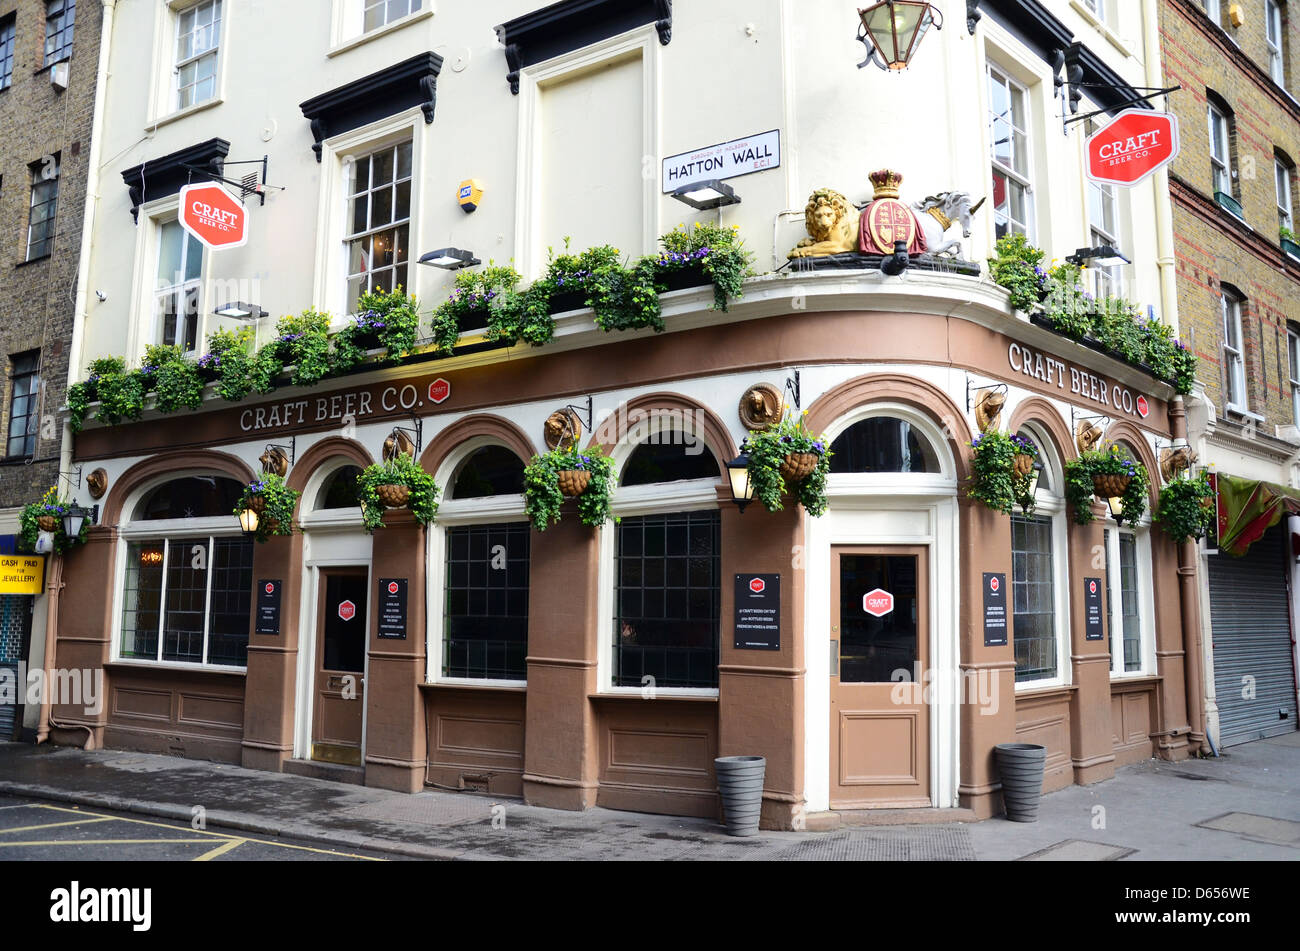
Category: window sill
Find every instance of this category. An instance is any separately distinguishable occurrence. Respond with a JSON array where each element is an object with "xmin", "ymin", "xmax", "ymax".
[
  {"xmin": 1068, "ymin": 1, "xmax": 1134, "ymax": 58},
  {"xmin": 32, "ymin": 56, "xmax": 71, "ymax": 76},
  {"xmin": 1012, "ymin": 681, "xmax": 1077, "ymax": 699},
  {"xmin": 0, "ymin": 456, "xmax": 38, "ymax": 467},
  {"xmin": 106, "ymin": 659, "xmax": 247, "ymax": 676},
  {"xmin": 14, "ymin": 254, "xmax": 52, "ymax": 268},
  {"xmin": 147, "ymin": 96, "xmax": 224, "ymax": 131},
  {"xmin": 1225, "ymin": 406, "xmax": 1265, "ymax": 424},
  {"xmin": 1109, "ymin": 673, "xmax": 1160, "ymax": 690},
  {"xmin": 590, "ymin": 689, "xmax": 720, "ymax": 702},
  {"xmin": 327, "ymin": 7, "xmax": 435, "ymax": 58},
  {"xmin": 420, "ymin": 680, "xmax": 526, "ymax": 693}
]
